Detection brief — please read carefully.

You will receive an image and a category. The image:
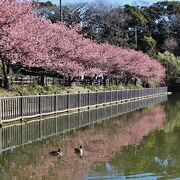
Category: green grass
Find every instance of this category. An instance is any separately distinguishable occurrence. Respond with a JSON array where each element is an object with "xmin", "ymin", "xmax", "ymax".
[{"xmin": 0, "ymin": 83, "xmax": 145, "ymax": 97}]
